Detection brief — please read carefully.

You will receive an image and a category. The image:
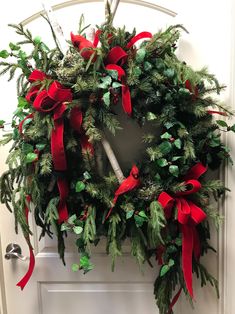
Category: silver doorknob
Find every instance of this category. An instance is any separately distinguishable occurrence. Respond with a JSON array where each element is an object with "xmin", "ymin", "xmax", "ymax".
[{"xmin": 5, "ymin": 243, "xmax": 27, "ymax": 261}]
